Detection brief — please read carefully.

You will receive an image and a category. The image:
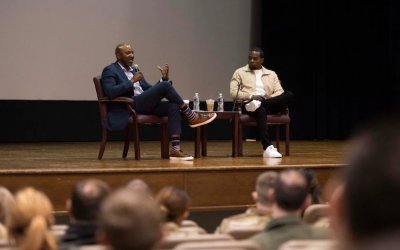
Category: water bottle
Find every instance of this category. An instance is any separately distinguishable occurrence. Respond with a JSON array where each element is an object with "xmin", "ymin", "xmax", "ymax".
[
  {"xmin": 217, "ymin": 93, "xmax": 224, "ymax": 112},
  {"xmin": 193, "ymin": 93, "xmax": 200, "ymax": 111}
]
